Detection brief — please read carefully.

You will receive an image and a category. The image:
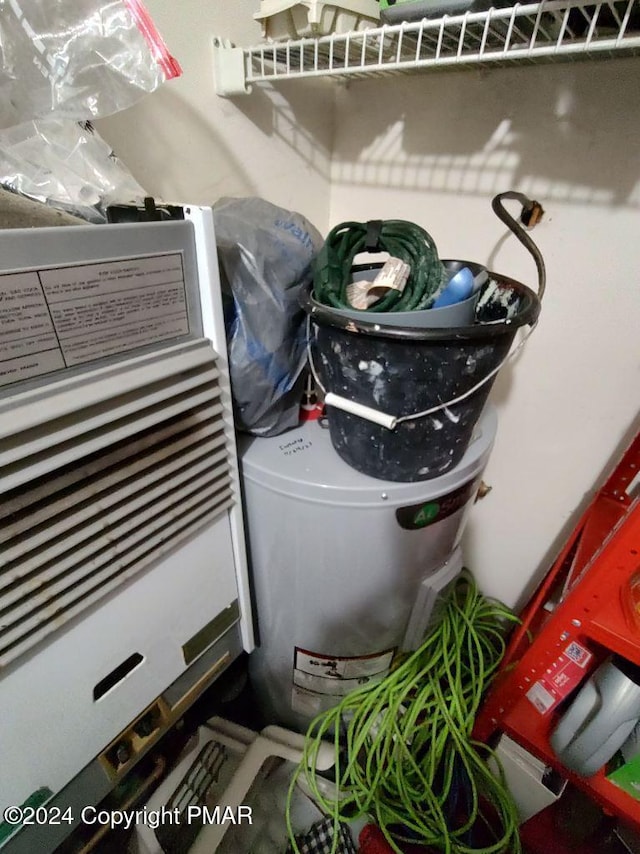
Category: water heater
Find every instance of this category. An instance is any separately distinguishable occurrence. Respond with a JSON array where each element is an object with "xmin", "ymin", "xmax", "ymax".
[{"xmin": 241, "ymin": 408, "xmax": 496, "ymax": 730}]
